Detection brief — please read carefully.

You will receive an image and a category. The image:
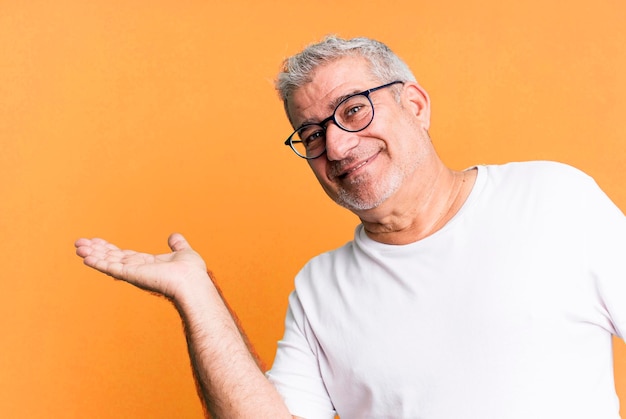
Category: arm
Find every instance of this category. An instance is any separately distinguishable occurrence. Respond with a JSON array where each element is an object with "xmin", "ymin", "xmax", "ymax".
[{"xmin": 75, "ymin": 233, "xmax": 294, "ymax": 419}]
